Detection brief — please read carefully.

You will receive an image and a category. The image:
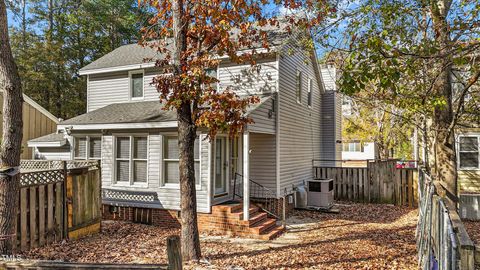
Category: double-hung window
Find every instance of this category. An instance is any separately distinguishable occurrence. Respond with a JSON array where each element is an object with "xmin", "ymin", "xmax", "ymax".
[
  {"xmin": 163, "ymin": 136, "xmax": 200, "ymax": 186},
  {"xmin": 115, "ymin": 135, "xmax": 148, "ymax": 185},
  {"xmin": 74, "ymin": 136, "xmax": 101, "ymax": 160},
  {"xmin": 296, "ymin": 70, "xmax": 303, "ymax": 103},
  {"xmin": 130, "ymin": 71, "xmax": 144, "ymax": 99},
  {"xmin": 459, "ymin": 136, "xmax": 479, "ymax": 169}
]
